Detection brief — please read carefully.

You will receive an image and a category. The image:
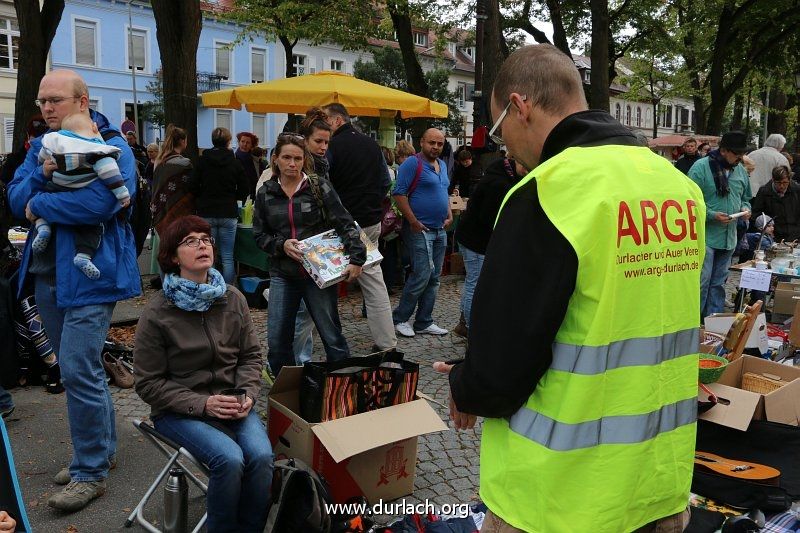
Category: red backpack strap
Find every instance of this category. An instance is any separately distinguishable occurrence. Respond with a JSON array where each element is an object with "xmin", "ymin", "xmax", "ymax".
[{"xmin": 406, "ymin": 153, "xmax": 424, "ymax": 198}]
